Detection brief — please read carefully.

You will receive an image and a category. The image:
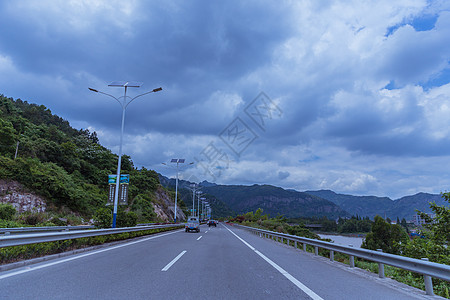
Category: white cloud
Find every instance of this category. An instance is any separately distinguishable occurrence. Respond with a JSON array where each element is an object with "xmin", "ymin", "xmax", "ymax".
[{"xmin": 1, "ymin": 0, "xmax": 450, "ymax": 199}]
